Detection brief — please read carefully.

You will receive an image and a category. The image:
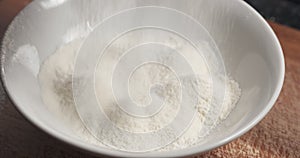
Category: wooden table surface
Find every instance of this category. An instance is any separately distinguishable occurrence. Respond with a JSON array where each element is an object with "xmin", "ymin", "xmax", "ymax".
[{"xmin": 0, "ymin": 0, "xmax": 299, "ymax": 157}]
